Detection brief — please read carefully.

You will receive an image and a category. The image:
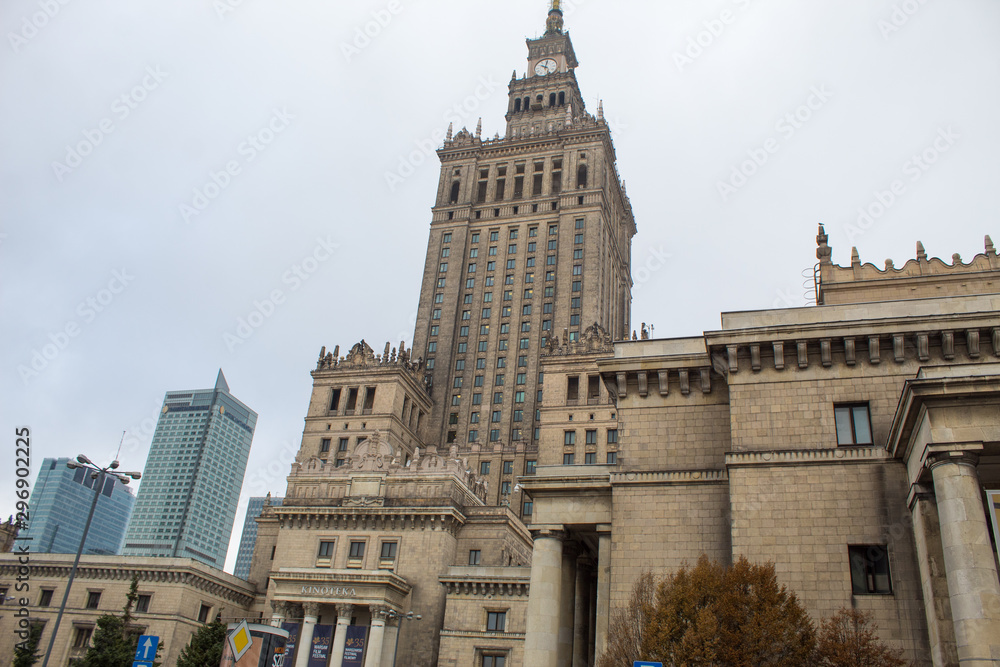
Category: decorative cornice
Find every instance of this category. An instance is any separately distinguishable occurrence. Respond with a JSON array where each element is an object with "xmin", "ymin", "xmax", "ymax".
[
  {"xmin": 439, "ymin": 572, "xmax": 531, "ymax": 598},
  {"xmin": 274, "ymin": 506, "xmax": 467, "ymax": 537},
  {"xmin": 725, "ymin": 447, "xmax": 893, "ymax": 468},
  {"xmin": 610, "ymin": 470, "xmax": 727, "ymax": 485}
]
